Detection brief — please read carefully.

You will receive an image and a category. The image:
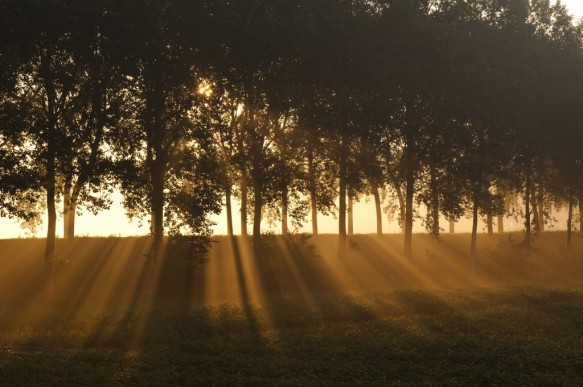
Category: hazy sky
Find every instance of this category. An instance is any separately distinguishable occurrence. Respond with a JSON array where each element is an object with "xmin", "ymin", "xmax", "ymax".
[{"xmin": 561, "ymin": 0, "xmax": 583, "ymax": 18}]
